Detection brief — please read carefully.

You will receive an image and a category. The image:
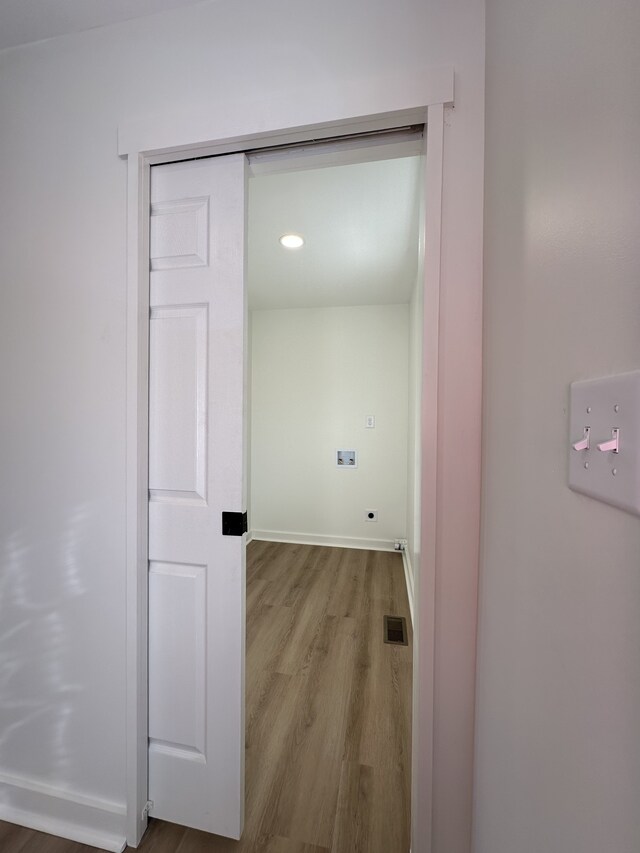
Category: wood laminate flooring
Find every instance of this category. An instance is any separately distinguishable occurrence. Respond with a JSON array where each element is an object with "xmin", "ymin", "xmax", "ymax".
[{"xmin": 1, "ymin": 541, "xmax": 413, "ymax": 853}]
